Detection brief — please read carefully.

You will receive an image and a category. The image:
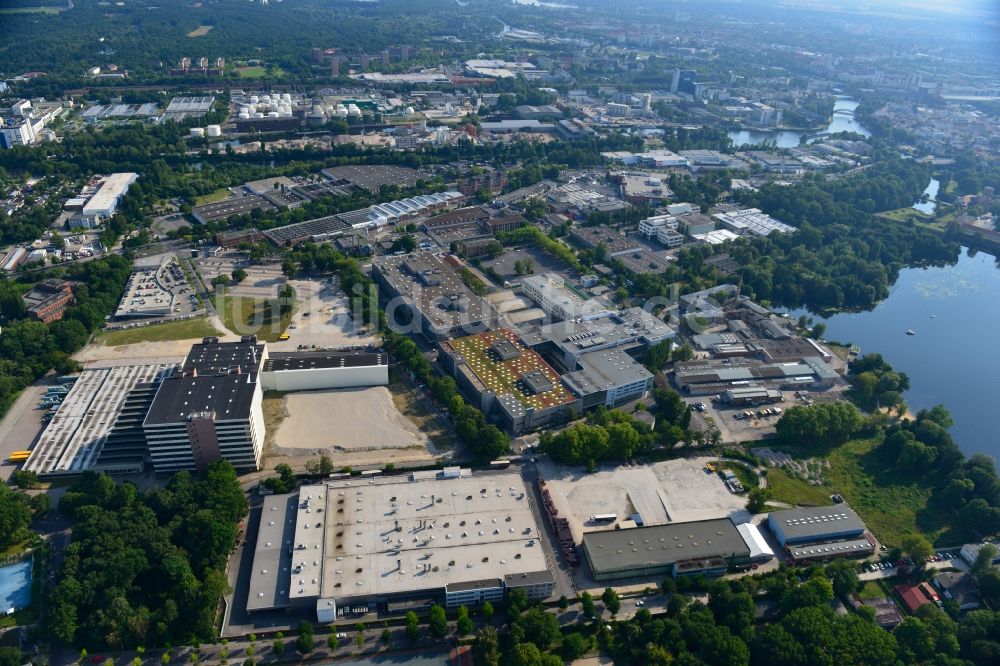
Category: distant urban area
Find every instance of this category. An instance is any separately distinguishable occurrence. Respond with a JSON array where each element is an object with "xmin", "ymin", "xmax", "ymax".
[{"xmin": 0, "ymin": 1, "xmax": 999, "ymax": 665}]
